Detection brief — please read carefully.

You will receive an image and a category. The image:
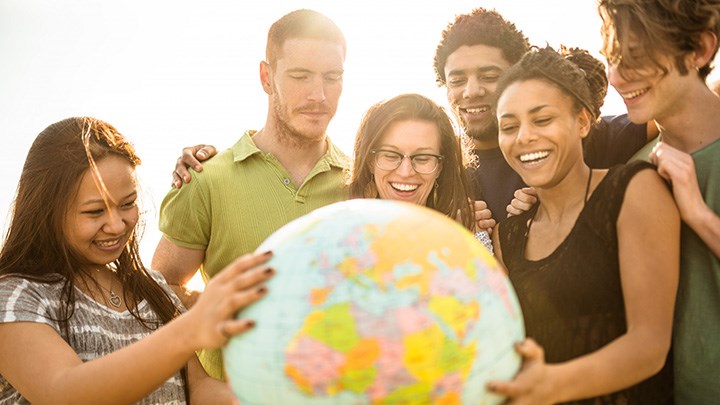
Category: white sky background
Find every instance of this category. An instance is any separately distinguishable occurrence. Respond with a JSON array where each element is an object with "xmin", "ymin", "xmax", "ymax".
[{"xmin": 2, "ymin": 0, "xmax": 717, "ymax": 266}]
